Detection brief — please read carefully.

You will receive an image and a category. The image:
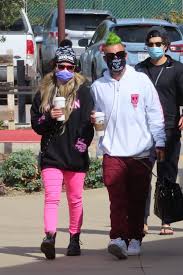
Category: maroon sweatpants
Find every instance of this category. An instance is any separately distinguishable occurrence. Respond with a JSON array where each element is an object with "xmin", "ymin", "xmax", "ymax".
[{"xmin": 103, "ymin": 154, "xmax": 152, "ymax": 241}]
